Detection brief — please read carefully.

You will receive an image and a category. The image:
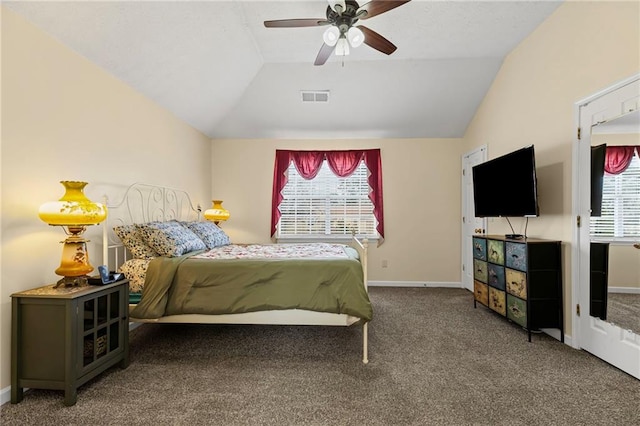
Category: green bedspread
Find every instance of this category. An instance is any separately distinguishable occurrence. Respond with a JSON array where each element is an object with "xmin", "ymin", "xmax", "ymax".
[{"xmin": 130, "ymin": 246, "xmax": 372, "ymax": 321}]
